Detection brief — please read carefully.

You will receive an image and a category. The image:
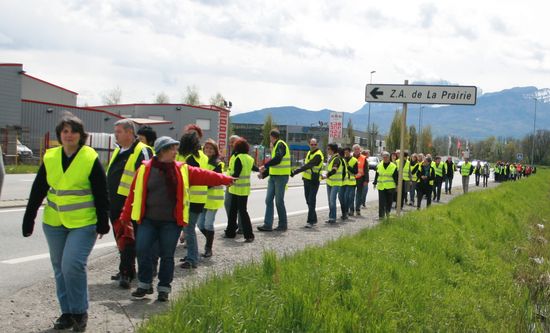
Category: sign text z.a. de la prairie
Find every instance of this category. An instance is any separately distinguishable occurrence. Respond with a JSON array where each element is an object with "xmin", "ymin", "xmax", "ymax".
[{"xmin": 365, "ymin": 84, "xmax": 477, "ymax": 105}]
